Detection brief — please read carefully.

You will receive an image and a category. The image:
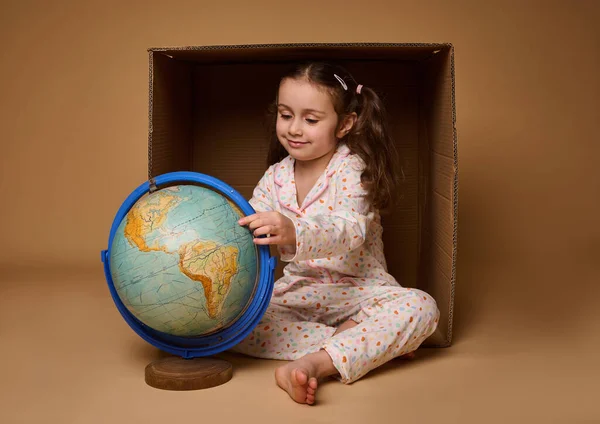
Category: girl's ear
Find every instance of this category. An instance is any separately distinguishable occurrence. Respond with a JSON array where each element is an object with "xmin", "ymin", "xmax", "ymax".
[{"xmin": 336, "ymin": 112, "xmax": 357, "ymax": 139}]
